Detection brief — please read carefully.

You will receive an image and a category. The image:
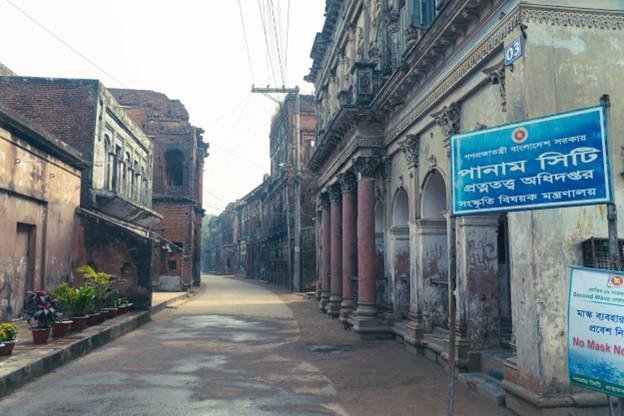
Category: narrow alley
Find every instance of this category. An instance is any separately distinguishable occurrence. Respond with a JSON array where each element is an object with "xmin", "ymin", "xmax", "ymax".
[{"xmin": 0, "ymin": 275, "xmax": 510, "ymax": 415}]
